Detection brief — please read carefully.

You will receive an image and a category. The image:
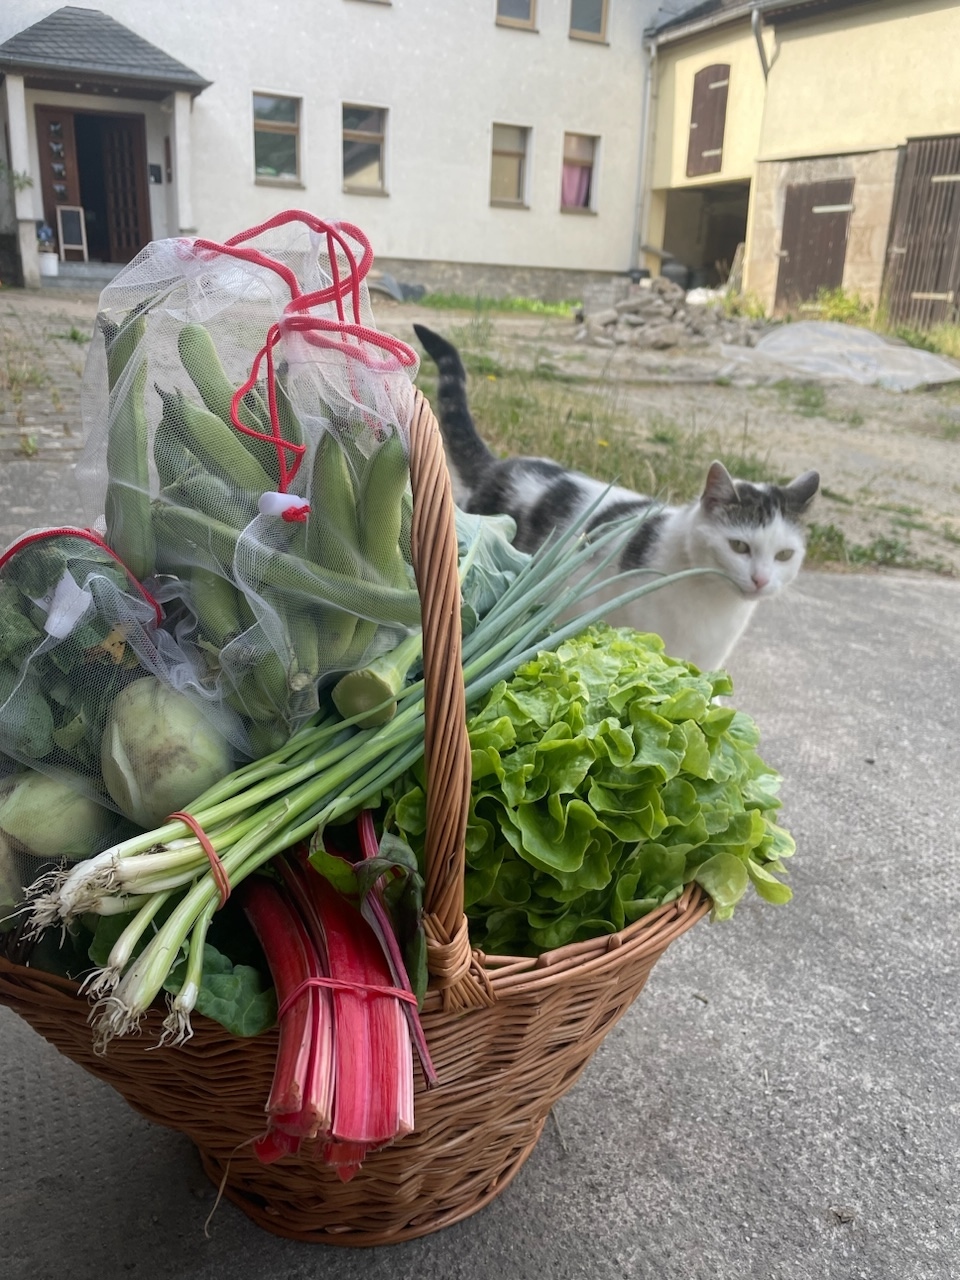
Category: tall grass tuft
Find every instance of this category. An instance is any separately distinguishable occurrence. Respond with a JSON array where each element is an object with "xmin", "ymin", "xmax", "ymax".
[{"xmin": 416, "ymin": 348, "xmax": 776, "ymax": 506}]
